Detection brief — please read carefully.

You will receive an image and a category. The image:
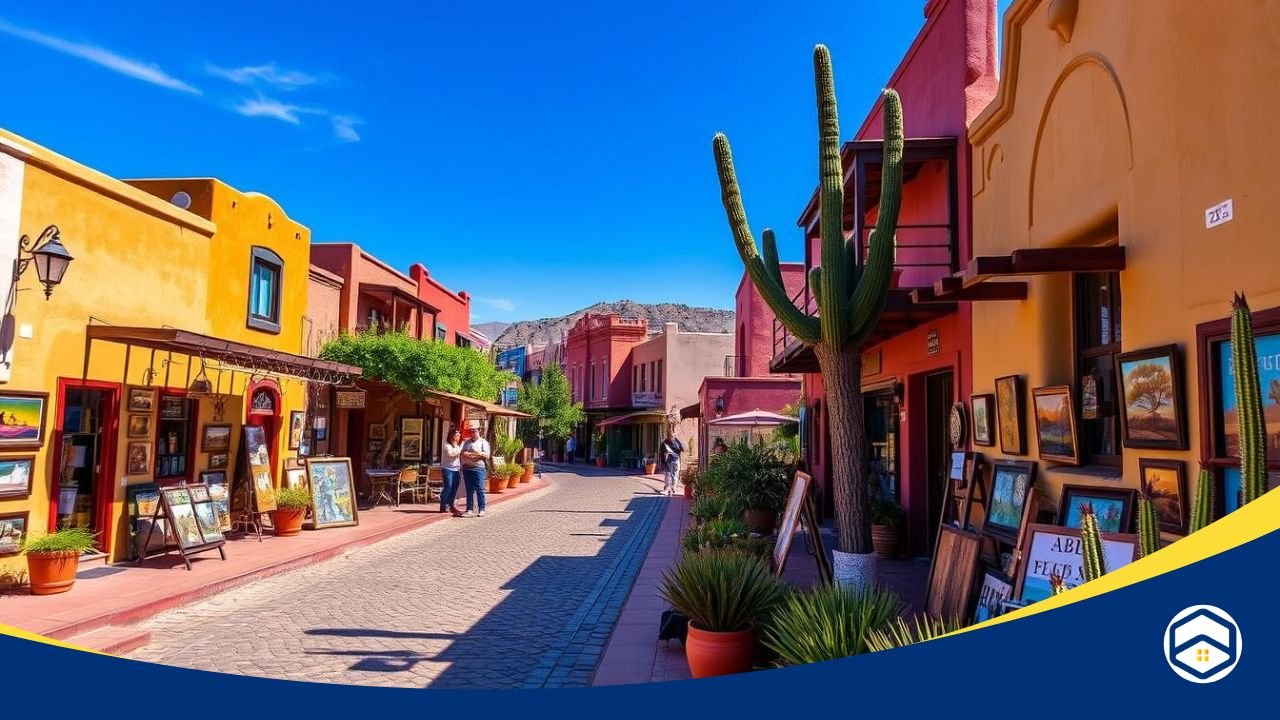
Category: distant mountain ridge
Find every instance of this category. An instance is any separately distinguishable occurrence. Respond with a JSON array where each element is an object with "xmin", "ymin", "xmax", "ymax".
[
  {"xmin": 471, "ymin": 322, "xmax": 511, "ymax": 343},
  {"xmin": 493, "ymin": 300, "xmax": 734, "ymax": 349}
]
